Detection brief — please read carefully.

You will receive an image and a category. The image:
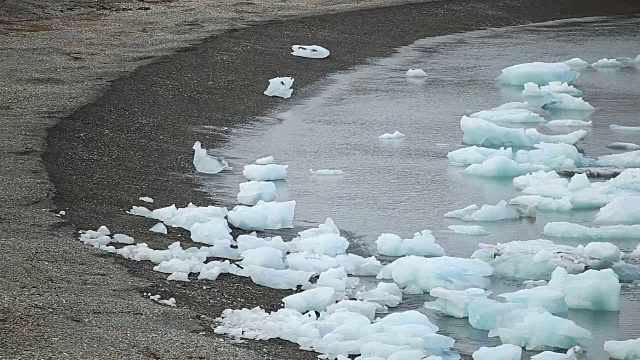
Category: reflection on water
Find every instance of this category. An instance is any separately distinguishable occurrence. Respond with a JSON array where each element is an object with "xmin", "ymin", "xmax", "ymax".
[{"xmin": 208, "ymin": 16, "xmax": 640, "ymax": 358}]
